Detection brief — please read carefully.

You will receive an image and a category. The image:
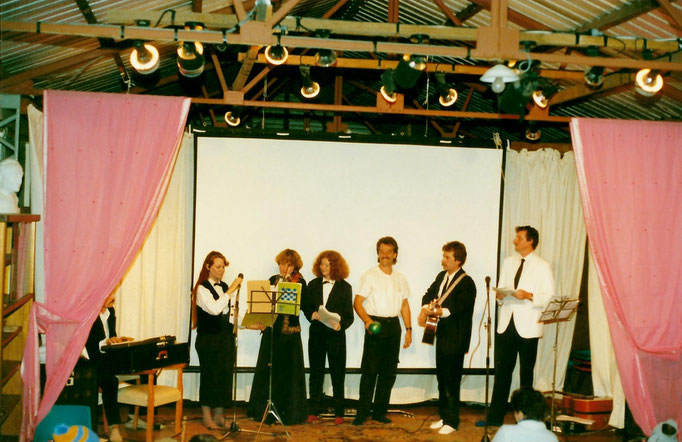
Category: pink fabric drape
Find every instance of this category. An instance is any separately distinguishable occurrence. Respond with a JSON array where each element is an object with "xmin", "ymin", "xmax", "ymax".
[
  {"xmin": 570, "ymin": 118, "xmax": 682, "ymax": 434},
  {"xmin": 21, "ymin": 90, "xmax": 190, "ymax": 440}
]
